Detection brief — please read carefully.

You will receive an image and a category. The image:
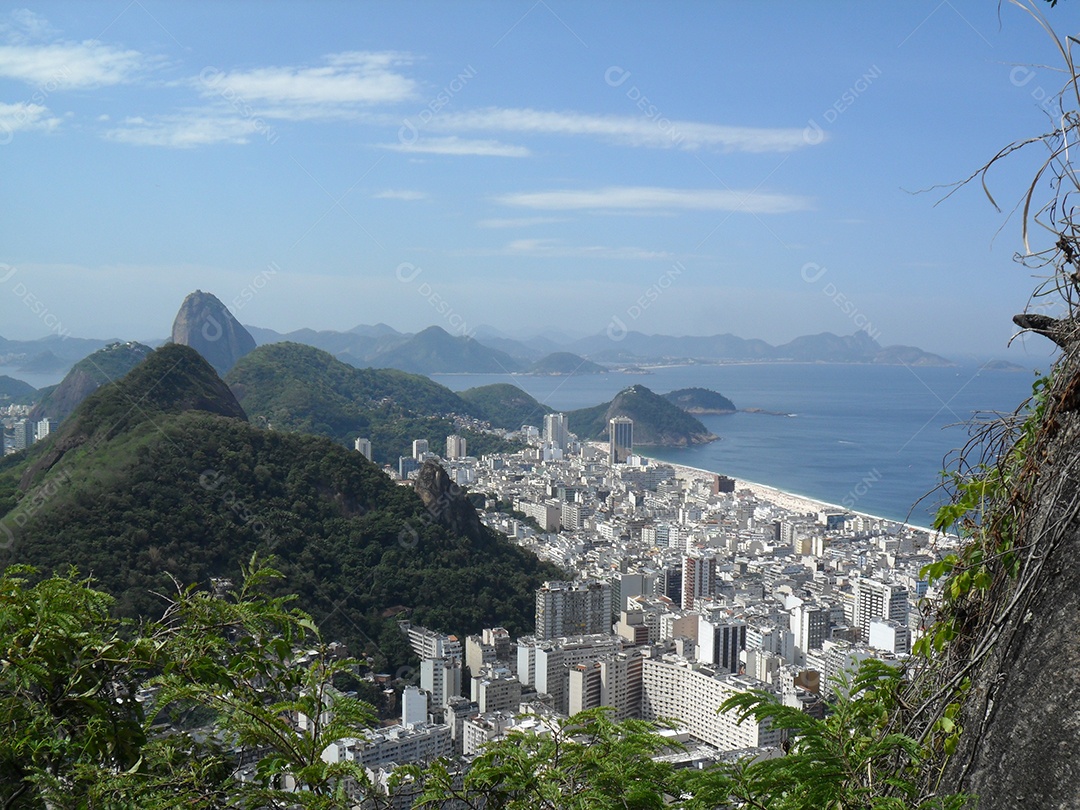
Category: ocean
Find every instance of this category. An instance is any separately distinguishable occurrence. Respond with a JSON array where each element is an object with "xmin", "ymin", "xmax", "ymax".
[{"xmin": 433, "ymin": 364, "xmax": 1040, "ymax": 528}]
